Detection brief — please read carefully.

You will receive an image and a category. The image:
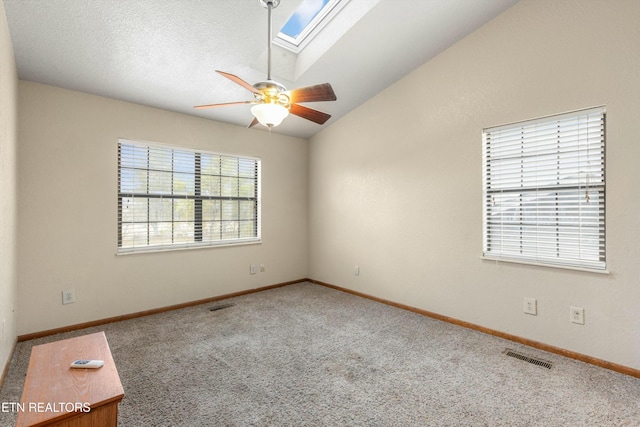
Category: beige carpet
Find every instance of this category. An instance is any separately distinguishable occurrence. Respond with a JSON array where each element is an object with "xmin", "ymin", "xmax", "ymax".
[{"xmin": 2, "ymin": 282, "xmax": 639, "ymax": 426}]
